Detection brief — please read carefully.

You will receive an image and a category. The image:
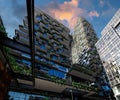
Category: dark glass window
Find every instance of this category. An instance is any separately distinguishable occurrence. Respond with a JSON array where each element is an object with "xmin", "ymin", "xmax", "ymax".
[
  {"xmin": 34, "ymin": 24, "xmax": 39, "ymax": 30},
  {"xmin": 35, "ymin": 56, "xmax": 42, "ymax": 61},
  {"xmin": 53, "ymin": 43, "xmax": 57, "ymax": 47},
  {"xmin": 36, "ymin": 15, "xmax": 42, "ymax": 21},
  {"xmin": 17, "ymin": 59, "xmax": 31, "ymax": 67},
  {"xmin": 59, "ymin": 57, "xmax": 64, "ymax": 62},
  {"xmin": 43, "ymin": 32, "xmax": 47, "ymax": 38},
  {"xmin": 22, "ymin": 53, "xmax": 31, "ymax": 58},
  {"xmin": 48, "ymin": 69, "xmax": 65, "ymax": 78},
  {"xmin": 39, "ymin": 52, "xmax": 46, "ymax": 57},
  {"xmin": 40, "ymin": 44, "xmax": 45, "ymax": 50},
  {"xmin": 57, "ymin": 49, "xmax": 63, "ymax": 53},
  {"xmin": 58, "ymin": 38, "xmax": 63, "ymax": 42},
  {"xmin": 35, "ymin": 39, "xmax": 39, "ymax": 45},
  {"xmin": 51, "ymin": 55, "xmax": 58, "ymax": 60},
  {"xmin": 45, "ymin": 24, "xmax": 49, "ymax": 28},
  {"xmin": 53, "ymin": 33, "xmax": 57, "ymax": 37},
  {"xmin": 22, "ymin": 60, "xmax": 31, "ymax": 66}
]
